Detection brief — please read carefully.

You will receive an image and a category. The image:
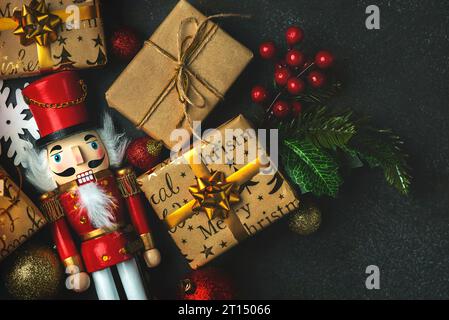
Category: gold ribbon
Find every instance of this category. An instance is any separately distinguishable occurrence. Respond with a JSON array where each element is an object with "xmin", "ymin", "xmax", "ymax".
[
  {"xmin": 0, "ymin": 0, "xmax": 98, "ymax": 70},
  {"xmin": 164, "ymin": 150, "xmax": 265, "ymax": 242},
  {"xmin": 139, "ymin": 14, "xmax": 248, "ymax": 131}
]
